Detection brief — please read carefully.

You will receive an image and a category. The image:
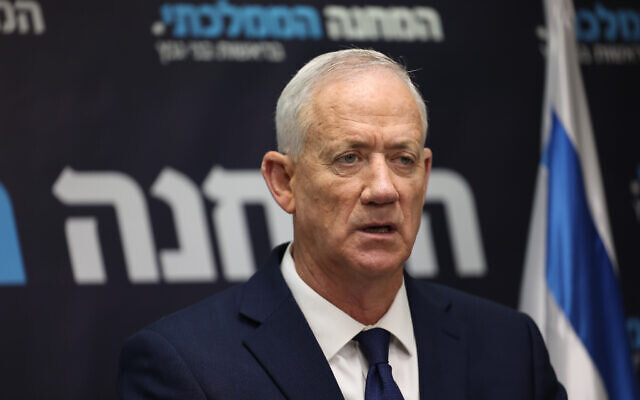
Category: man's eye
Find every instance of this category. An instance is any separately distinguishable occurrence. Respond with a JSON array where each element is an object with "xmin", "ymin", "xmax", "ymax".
[
  {"xmin": 337, "ymin": 154, "xmax": 358, "ymax": 164},
  {"xmin": 397, "ymin": 156, "xmax": 414, "ymax": 165}
]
